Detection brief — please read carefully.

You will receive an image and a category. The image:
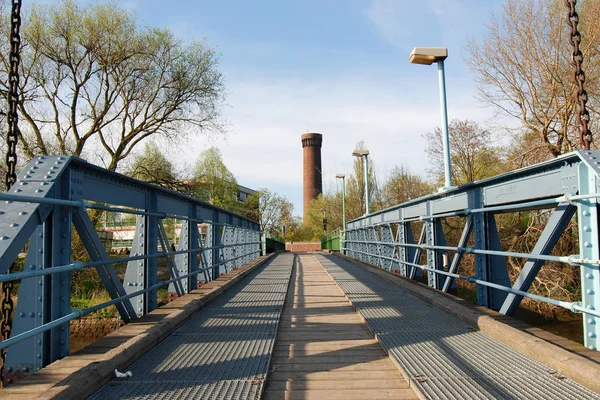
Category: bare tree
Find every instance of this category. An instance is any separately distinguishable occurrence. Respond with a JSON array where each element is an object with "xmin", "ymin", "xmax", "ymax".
[
  {"xmin": 466, "ymin": 0, "xmax": 600, "ymax": 158},
  {"xmin": 0, "ymin": 0, "xmax": 224, "ymax": 170},
  {"xmin": 243, "ymin": 189, "xmax": 293, "ymax": 236},
  {"xmin": 382, "ymin": 165, "xmax": 431, "ymax": 207},
  {"xmin": 424, "ymin": 119, "xmax": 505, "ymax": 186}
]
